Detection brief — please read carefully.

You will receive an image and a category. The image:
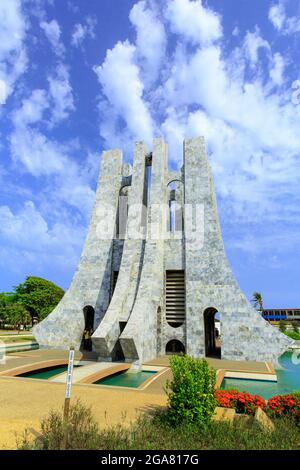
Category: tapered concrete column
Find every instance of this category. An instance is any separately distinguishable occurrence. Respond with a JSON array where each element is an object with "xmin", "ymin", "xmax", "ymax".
[
  {"xmin": 120, "ymin": 138, "xmax": 168, "ymax": 364},
  {"xmin": 92, "ymin": 142, "xmax": 148, "ymax": 359},
  {"xmin": 184, "ymin": 137, "xmax": 292, "ymax": 362},
  {"xmin": 33, "ymin": 149, "xmax": 123, "ymax": 350}
]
